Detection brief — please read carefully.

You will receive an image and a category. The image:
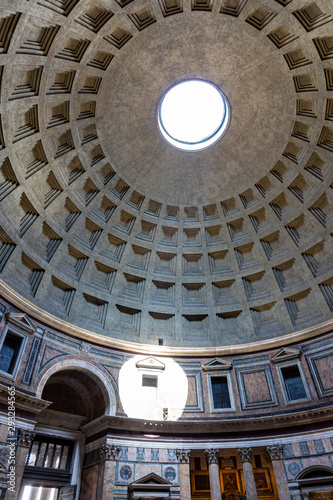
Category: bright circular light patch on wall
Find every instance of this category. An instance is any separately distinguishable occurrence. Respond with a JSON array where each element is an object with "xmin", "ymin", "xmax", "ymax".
[
  {"xmin": 118, "ymin": 355, "xmax": 188, "ymax": 421},
  {"xmin": 158, "ymin": 79, "xmax": 230, "ymax": 151}
]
